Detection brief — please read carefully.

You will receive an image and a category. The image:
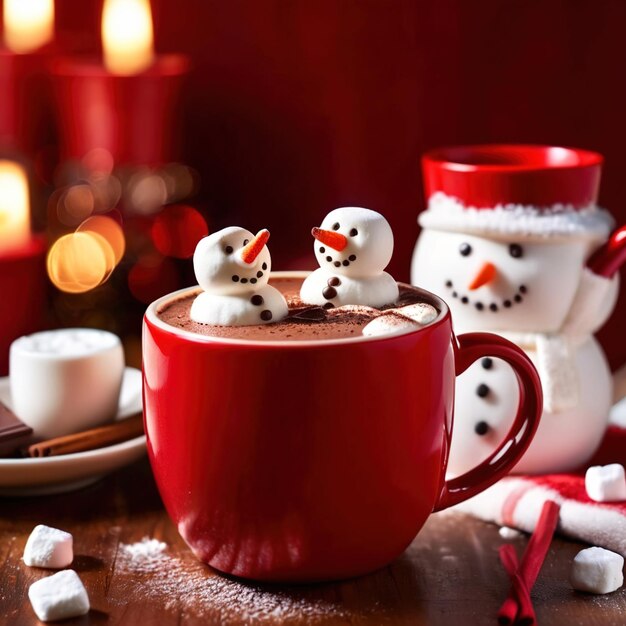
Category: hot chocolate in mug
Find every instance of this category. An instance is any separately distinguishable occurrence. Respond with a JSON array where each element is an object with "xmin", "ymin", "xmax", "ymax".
[{"xmin": 142, "ymin": 272, "xmax": 542, "ymax": 582}]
